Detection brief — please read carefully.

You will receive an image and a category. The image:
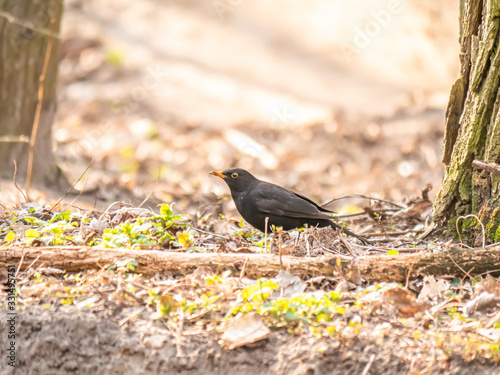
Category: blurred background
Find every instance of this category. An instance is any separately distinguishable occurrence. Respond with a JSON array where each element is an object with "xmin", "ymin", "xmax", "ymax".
[{"xmin": 47, "ymin": 0, "xmax": 458, "ymax": 213}]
